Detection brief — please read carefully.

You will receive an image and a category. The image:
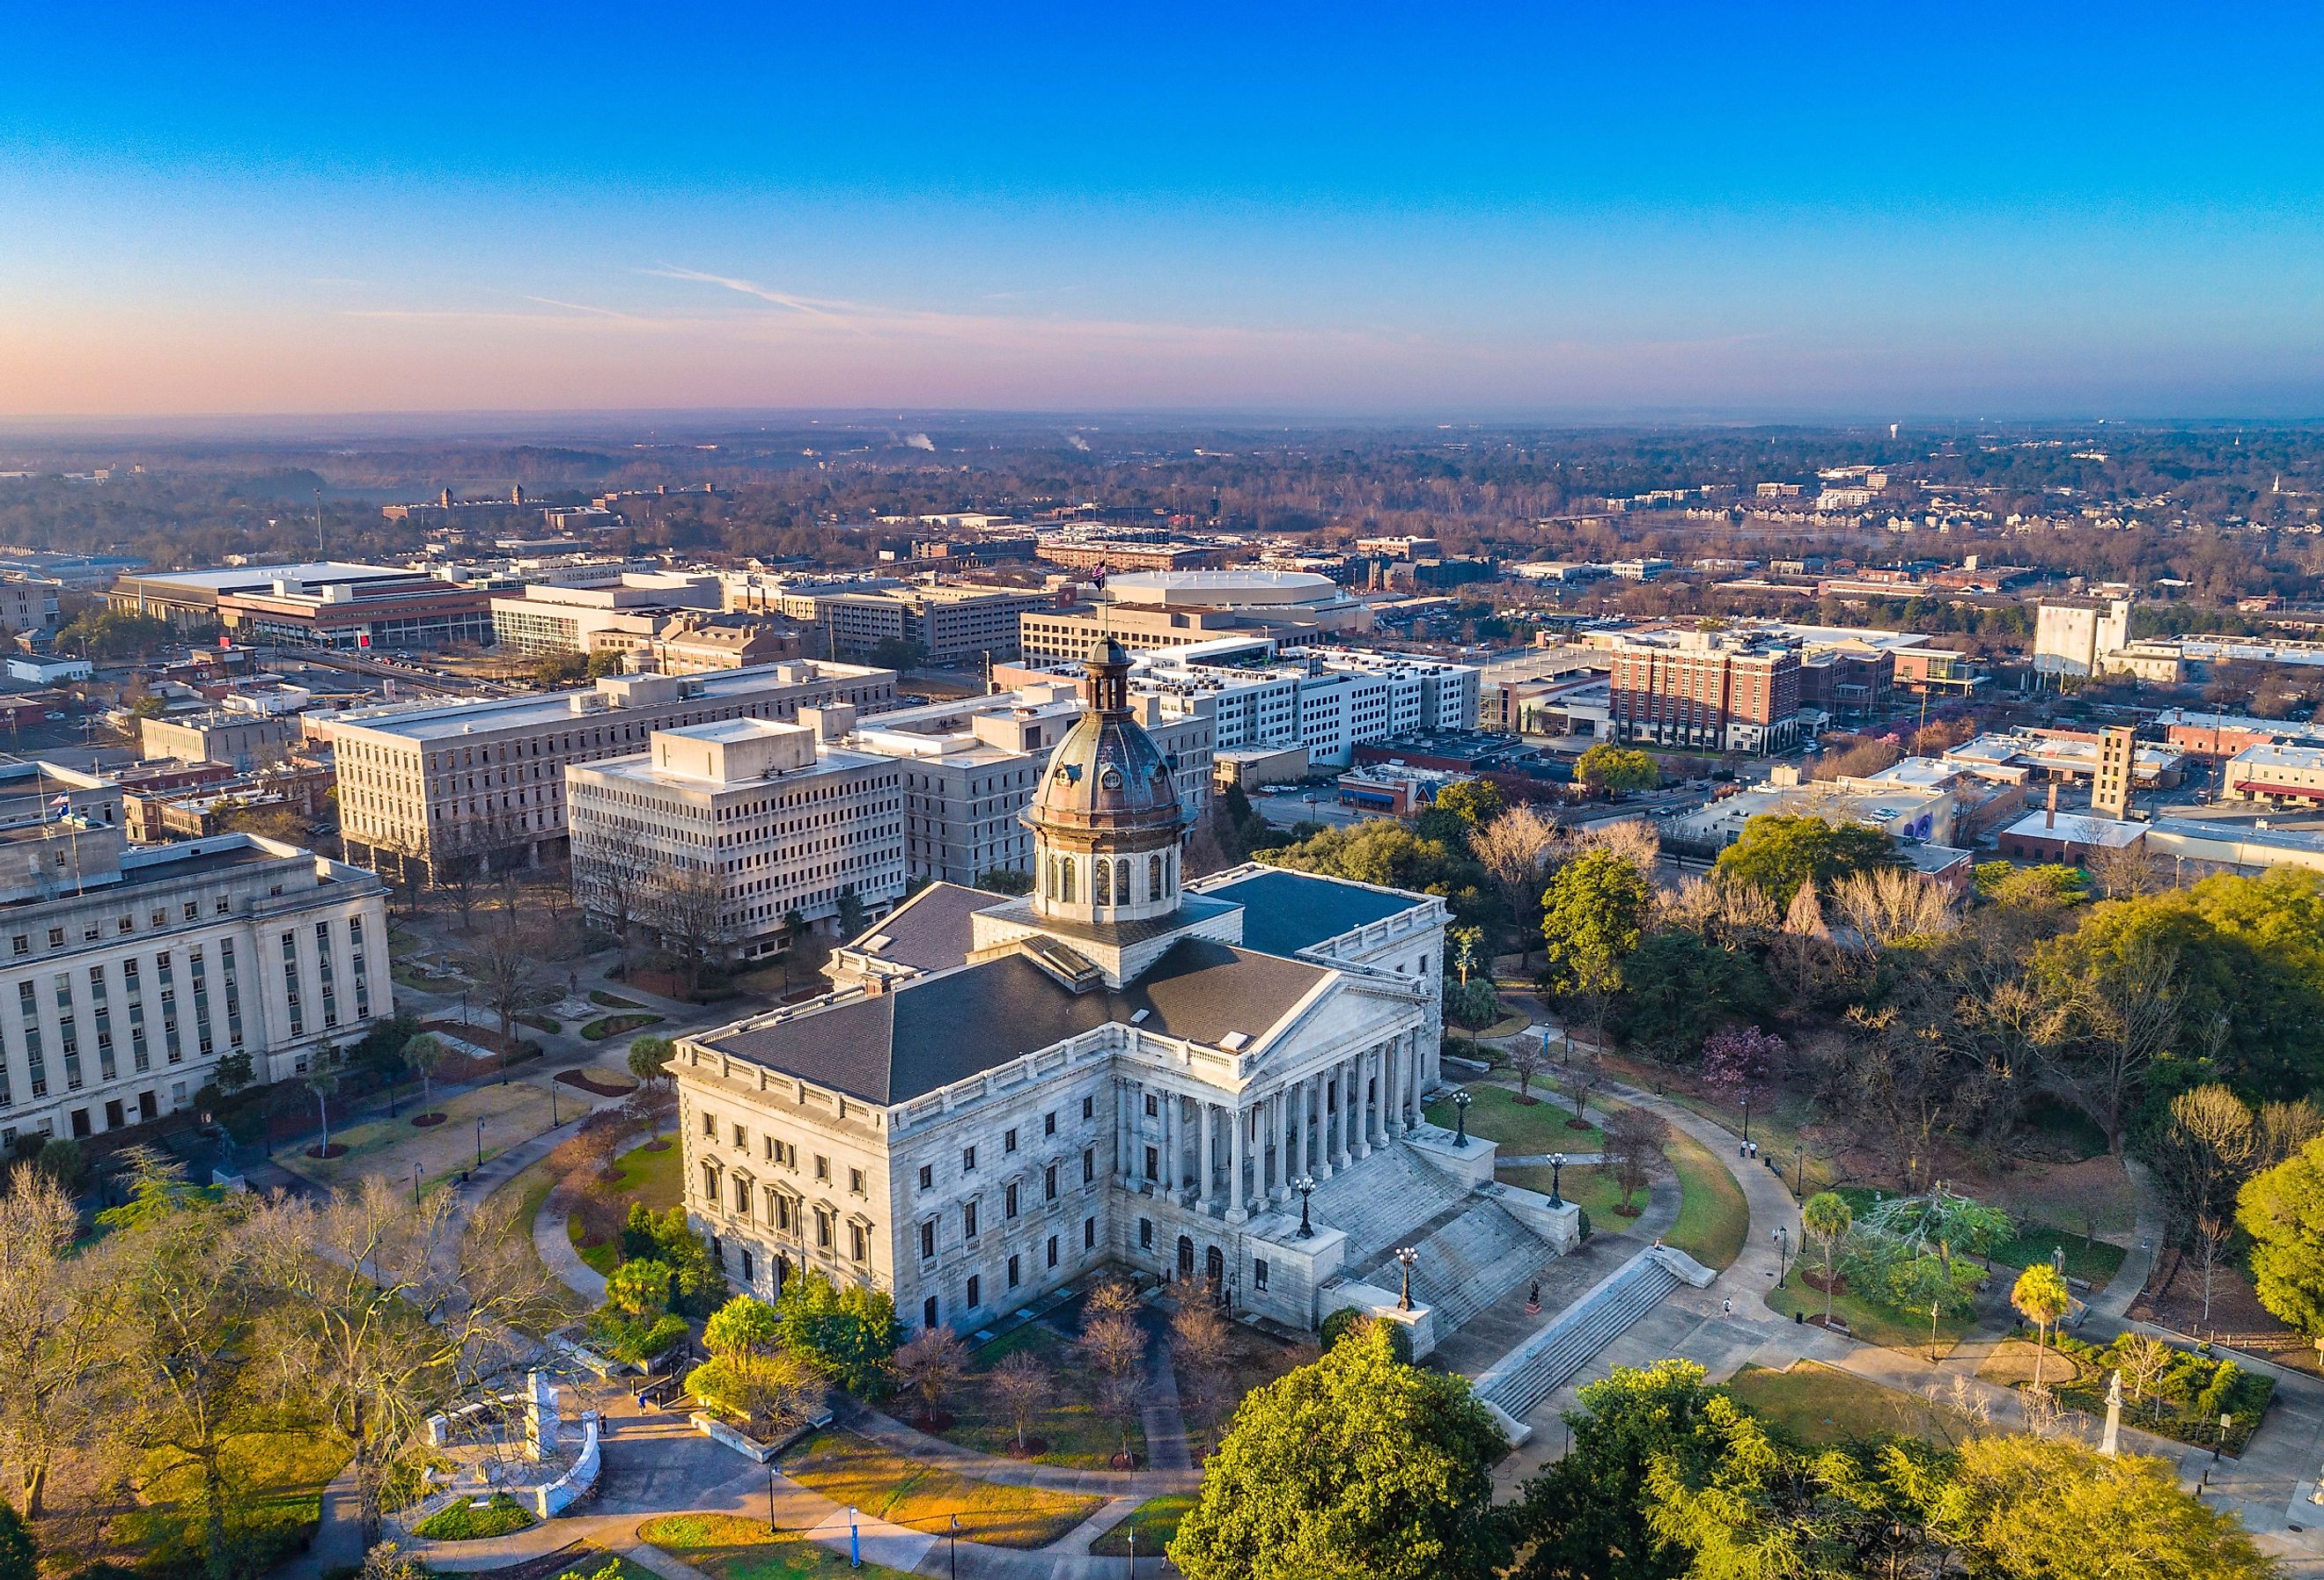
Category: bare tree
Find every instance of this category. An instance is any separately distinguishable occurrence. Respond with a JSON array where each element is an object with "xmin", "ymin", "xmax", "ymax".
[
  {"xmin": 573, "ymin": 834, "xmax": 652, "ymax": 980},
  {"xmin": 0, "ymin": 1162, "xmax": 100, "ymax": 1516},
  {"xmin": 2259, "ymin": 1099, "xmax": 2324, "ymax": 1166},
  {"xmin": 248, "ymin": 1175, "xmax": 562, "ymax": 1542},
  {"xmin": 2085, "ymin": 841, "xmax": 2159, "ymax": 901},
  {"xmin": 2114, "ymin": 1334, "xmax": 2173, "ymax": 1422},
  {"xmin": 472, "ymin": 902, "xmax": 555, "ymax": 1047},
  {"xmin": 1473, "ymin": 805, "xmax": 1559, "ymax": 959},
  {"xmin": 2048, "ymin": 936, "xmax": 2182, "ymax": 1155},
  {"xmin": 1077, "ymin": 1293, "xmax": 1147, "ymax": 1461},
  {"xmin": 1506, "ymin": 1034, "xmax": 1548, "ymax": 1105},
  {"xmin": 644, "ymin": 865, "xmax": 735, "ymax": 998},
  {"xmin": 1604, "ymin": 1106, "xmax": 1666, "ymax": 1213},
  {"xmin": 1570, "ymin": 817, "xmax": 1661, "ymax": 884},
  {"xmin": 1167, "ymin": 1292, "xmax": 1239, "ymax": 1449},
  {"xmin": 889, "ymin": 1327, "xmax": 969, "ymax": 1428},
  {"xmin": 1829, "ymin": 867, "xmax": 1959, "ymax": 950},
  {"xmin": 987, "ymin": 1348, "xmax": 1053, "ymax": 1454},
  {"xmin": 2151, "ymin": 1084, "xmax": 2258, "ymax": 1325}
]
